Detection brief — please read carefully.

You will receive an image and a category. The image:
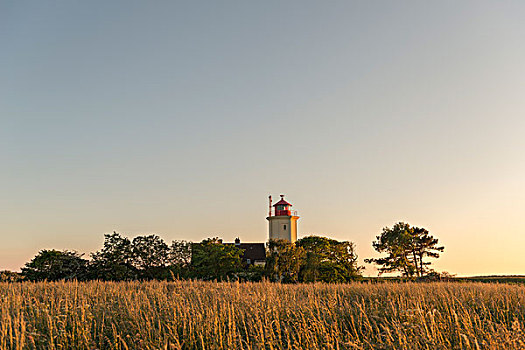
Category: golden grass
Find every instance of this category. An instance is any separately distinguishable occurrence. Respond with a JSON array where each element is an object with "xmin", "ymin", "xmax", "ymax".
[{"xmin": 1, "ymin": 281, "xmax": 524, "ymax": 349}]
